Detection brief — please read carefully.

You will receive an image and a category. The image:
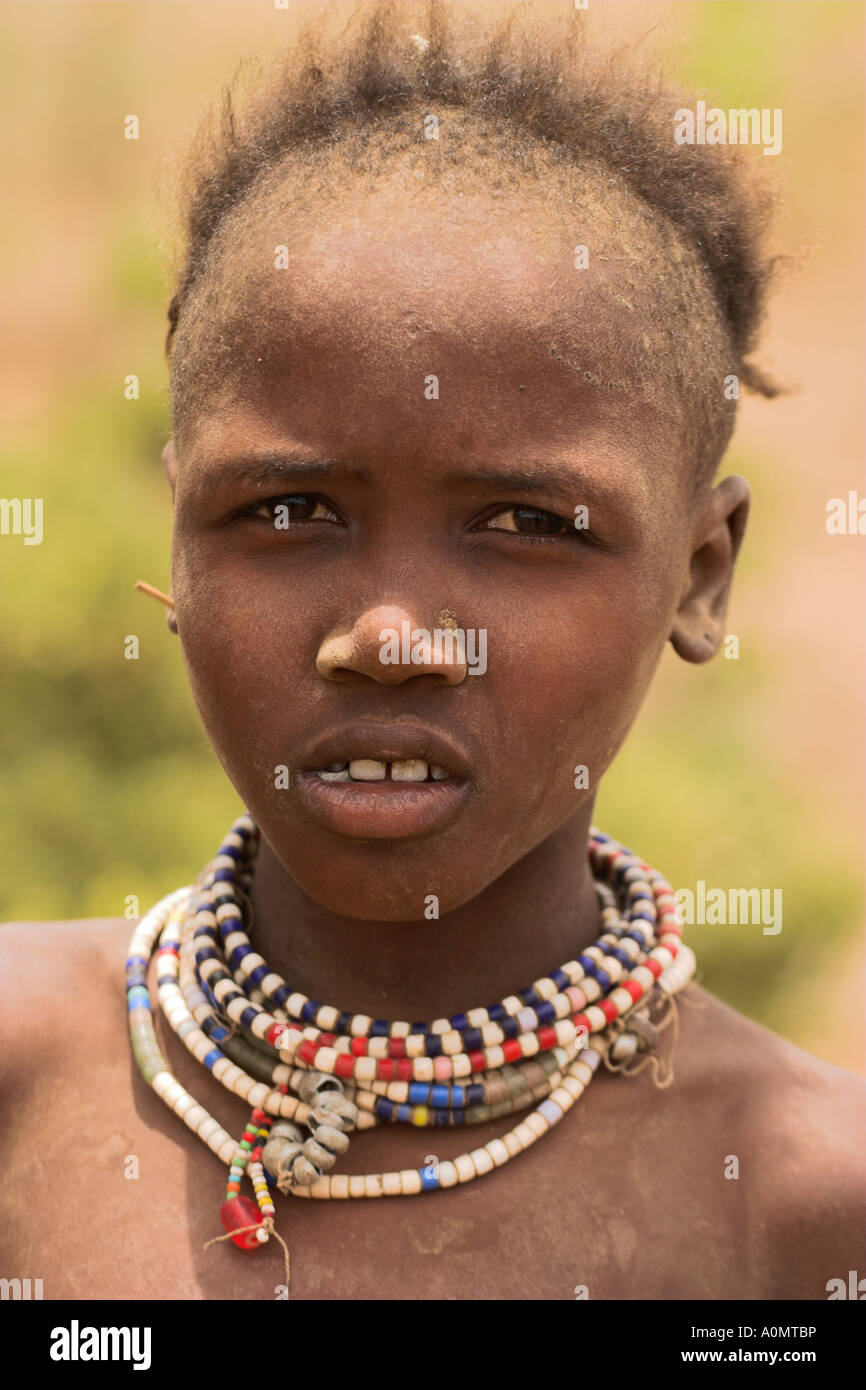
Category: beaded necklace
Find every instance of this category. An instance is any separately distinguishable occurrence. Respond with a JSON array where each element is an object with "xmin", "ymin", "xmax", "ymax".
[{"xmin": 126, "ymin": 813, "xmax": 694, "ymax": 1278}]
